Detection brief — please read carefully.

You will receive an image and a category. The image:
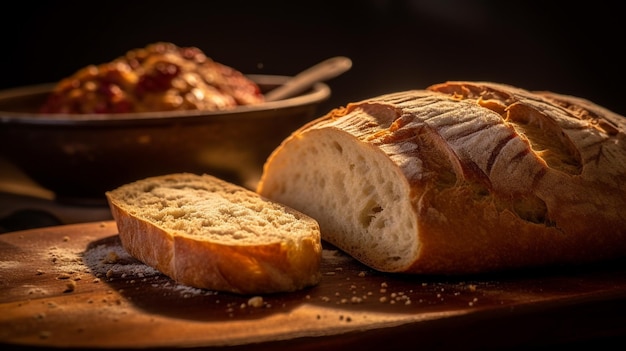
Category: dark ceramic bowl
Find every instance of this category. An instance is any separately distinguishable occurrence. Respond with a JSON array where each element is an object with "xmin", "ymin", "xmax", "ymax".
[{"xmin": 0, "ymin": 75, "xmax": 330, "ymax": 204}]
